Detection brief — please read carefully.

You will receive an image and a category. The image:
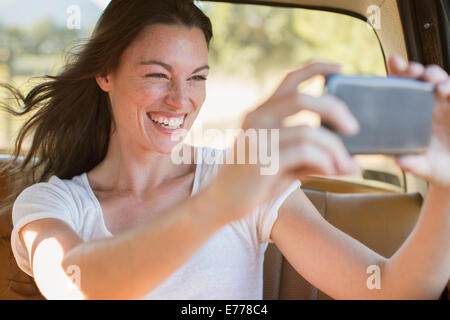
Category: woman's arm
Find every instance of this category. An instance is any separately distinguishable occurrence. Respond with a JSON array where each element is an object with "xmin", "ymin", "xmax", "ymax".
[
  {"xmin": 384, "ymin": 184, "xmax": 450, "ymax": 298},
  {"xmin": 272, "ymin": 183, "xmax": 449, "ymax": 299},
  {"xmin": 20, "ymin": 62, "xmax": 364, "ymax": 300},
  {"xmin": 386, "ymin": 56, "xmax": 450, "ymax": 297},
  {"xmin": 272, "ymin": 56, "xmax": 450, "ymax": 299},
  {"xmin": 20, "ymin": 190, "xmax": 222, "ymax": 300}
]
